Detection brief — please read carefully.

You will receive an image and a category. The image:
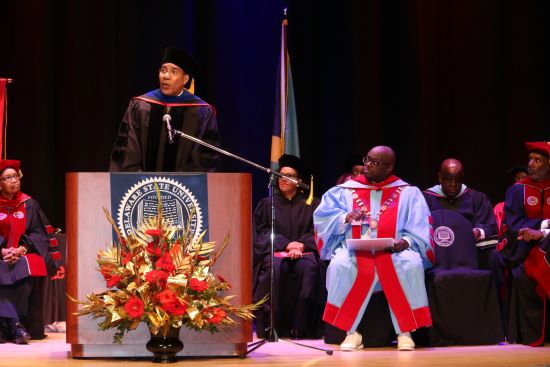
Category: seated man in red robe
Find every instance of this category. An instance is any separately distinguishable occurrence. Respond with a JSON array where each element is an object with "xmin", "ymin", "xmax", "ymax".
[{"xmin": 498, "ymin": 141, "xmax": 550, "ymax": 346}]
